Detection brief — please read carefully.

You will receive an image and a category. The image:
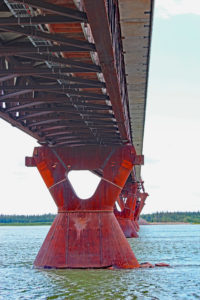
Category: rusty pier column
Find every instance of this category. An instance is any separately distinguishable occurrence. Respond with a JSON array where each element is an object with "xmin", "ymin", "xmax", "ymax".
[
  {"xmin": 26, "ymin": 144, "xmax": 141, "ymax": 269},
  {"xmin": 114, "ymin": 182, "xmax": 139, "ymax": 238},
  {"xmin": 134, "ymin": 192, "xmax": 149, "ymax": 231}
]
